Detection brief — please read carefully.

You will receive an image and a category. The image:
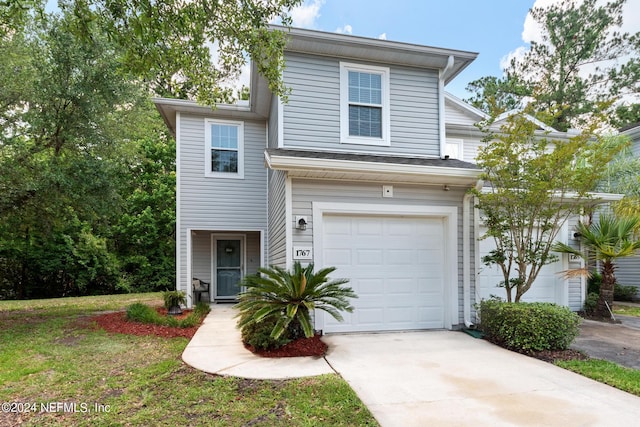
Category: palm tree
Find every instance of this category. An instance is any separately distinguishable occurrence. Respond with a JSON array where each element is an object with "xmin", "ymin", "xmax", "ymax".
[
  {"xmin": 553, "ymin": 214, "xmax": 640, "ymax": 318},
  {"xmin": 235, "ymin": 262, "xmax": 357, "ymax": 340}
]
